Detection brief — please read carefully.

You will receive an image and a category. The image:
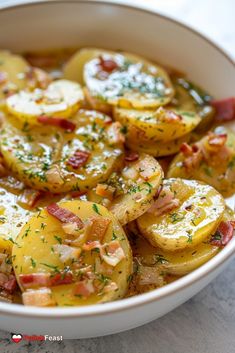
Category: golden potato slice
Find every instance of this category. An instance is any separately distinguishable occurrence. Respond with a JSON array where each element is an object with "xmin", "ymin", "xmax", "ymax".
[
  {"xmin": 171, "ymin": 77, "xmax": 215, "ymax": 132},
  {"xmin": 13, "ymin": 200, "xmax": 132, "ymax": 306},
  {"xmin": 137, "ymin": 178, "xmax": 225, "ymax": 251},
  {"xmin": 0, "ymin": 182, "xmax": 31, "ymax": 251},
  {"xmin": 6, "ymin": 79, "xmax": 84, "ymax": 125},
  {"xmin": 87, "ymin": 153, "xmax": 163, "ymax": 225},
  {"xmin": 126, "ymin": 133, "xmax": 190, "ymax": 157},
  {"xmin": 167, "ymin": 126, "xmax": 235, "ymax": 197},
  {"xmin": 131, "ymin": 206, "xmax": 234, "ymax": 276},
  {"xmin": 114, "ymin": 106, "xmax": 201, "ymax": 143},
  {"xmin": 0, "ymin": 51, "xmax": 30, "ymax": 106},
  {"xmin": 0, "ymin": 110, "xmax": 124, "ymax": 193},
  {"xmin": 63, "ymin": 48, "xmax": 174, "ymax": 111}
]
